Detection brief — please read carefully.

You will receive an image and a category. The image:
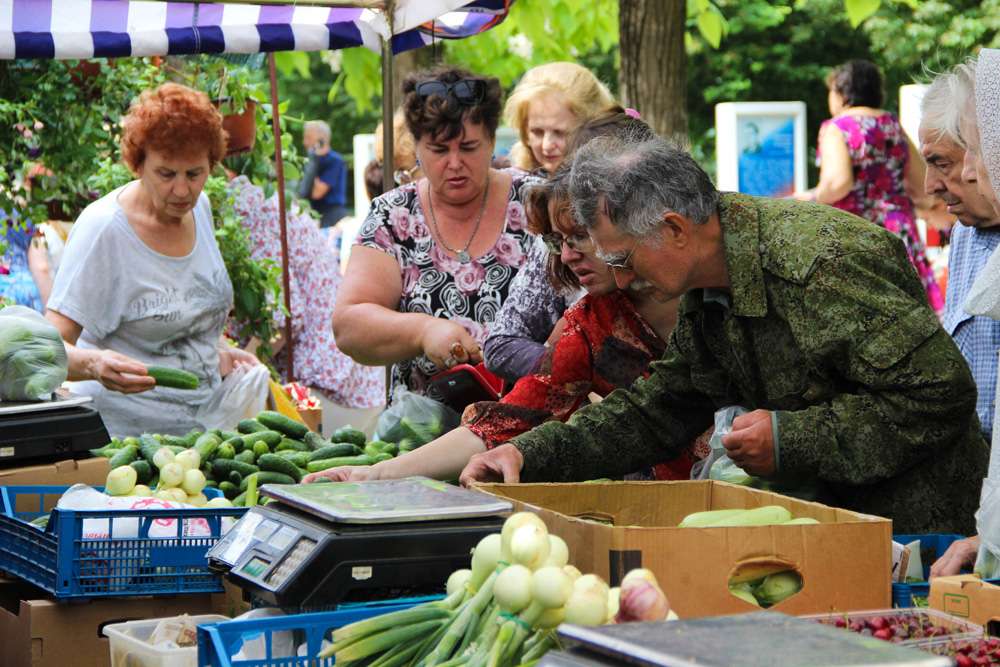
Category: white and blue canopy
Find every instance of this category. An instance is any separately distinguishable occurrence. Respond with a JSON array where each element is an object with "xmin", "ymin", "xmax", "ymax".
[{"xmin": 0, "ymin": 0, "xmax": 515, "ymax": 59}]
